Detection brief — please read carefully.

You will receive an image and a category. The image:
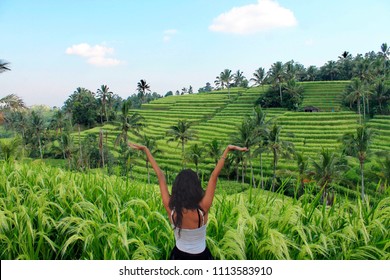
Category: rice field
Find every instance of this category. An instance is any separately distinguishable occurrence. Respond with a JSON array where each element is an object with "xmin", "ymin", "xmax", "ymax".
[
  {"xmin": 70, "ymin": 82, "xmax": 390, "ymax": 186},
  {"xmin": 1, "ymin": 161, "xmax": 389, "ymax": 260}
]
